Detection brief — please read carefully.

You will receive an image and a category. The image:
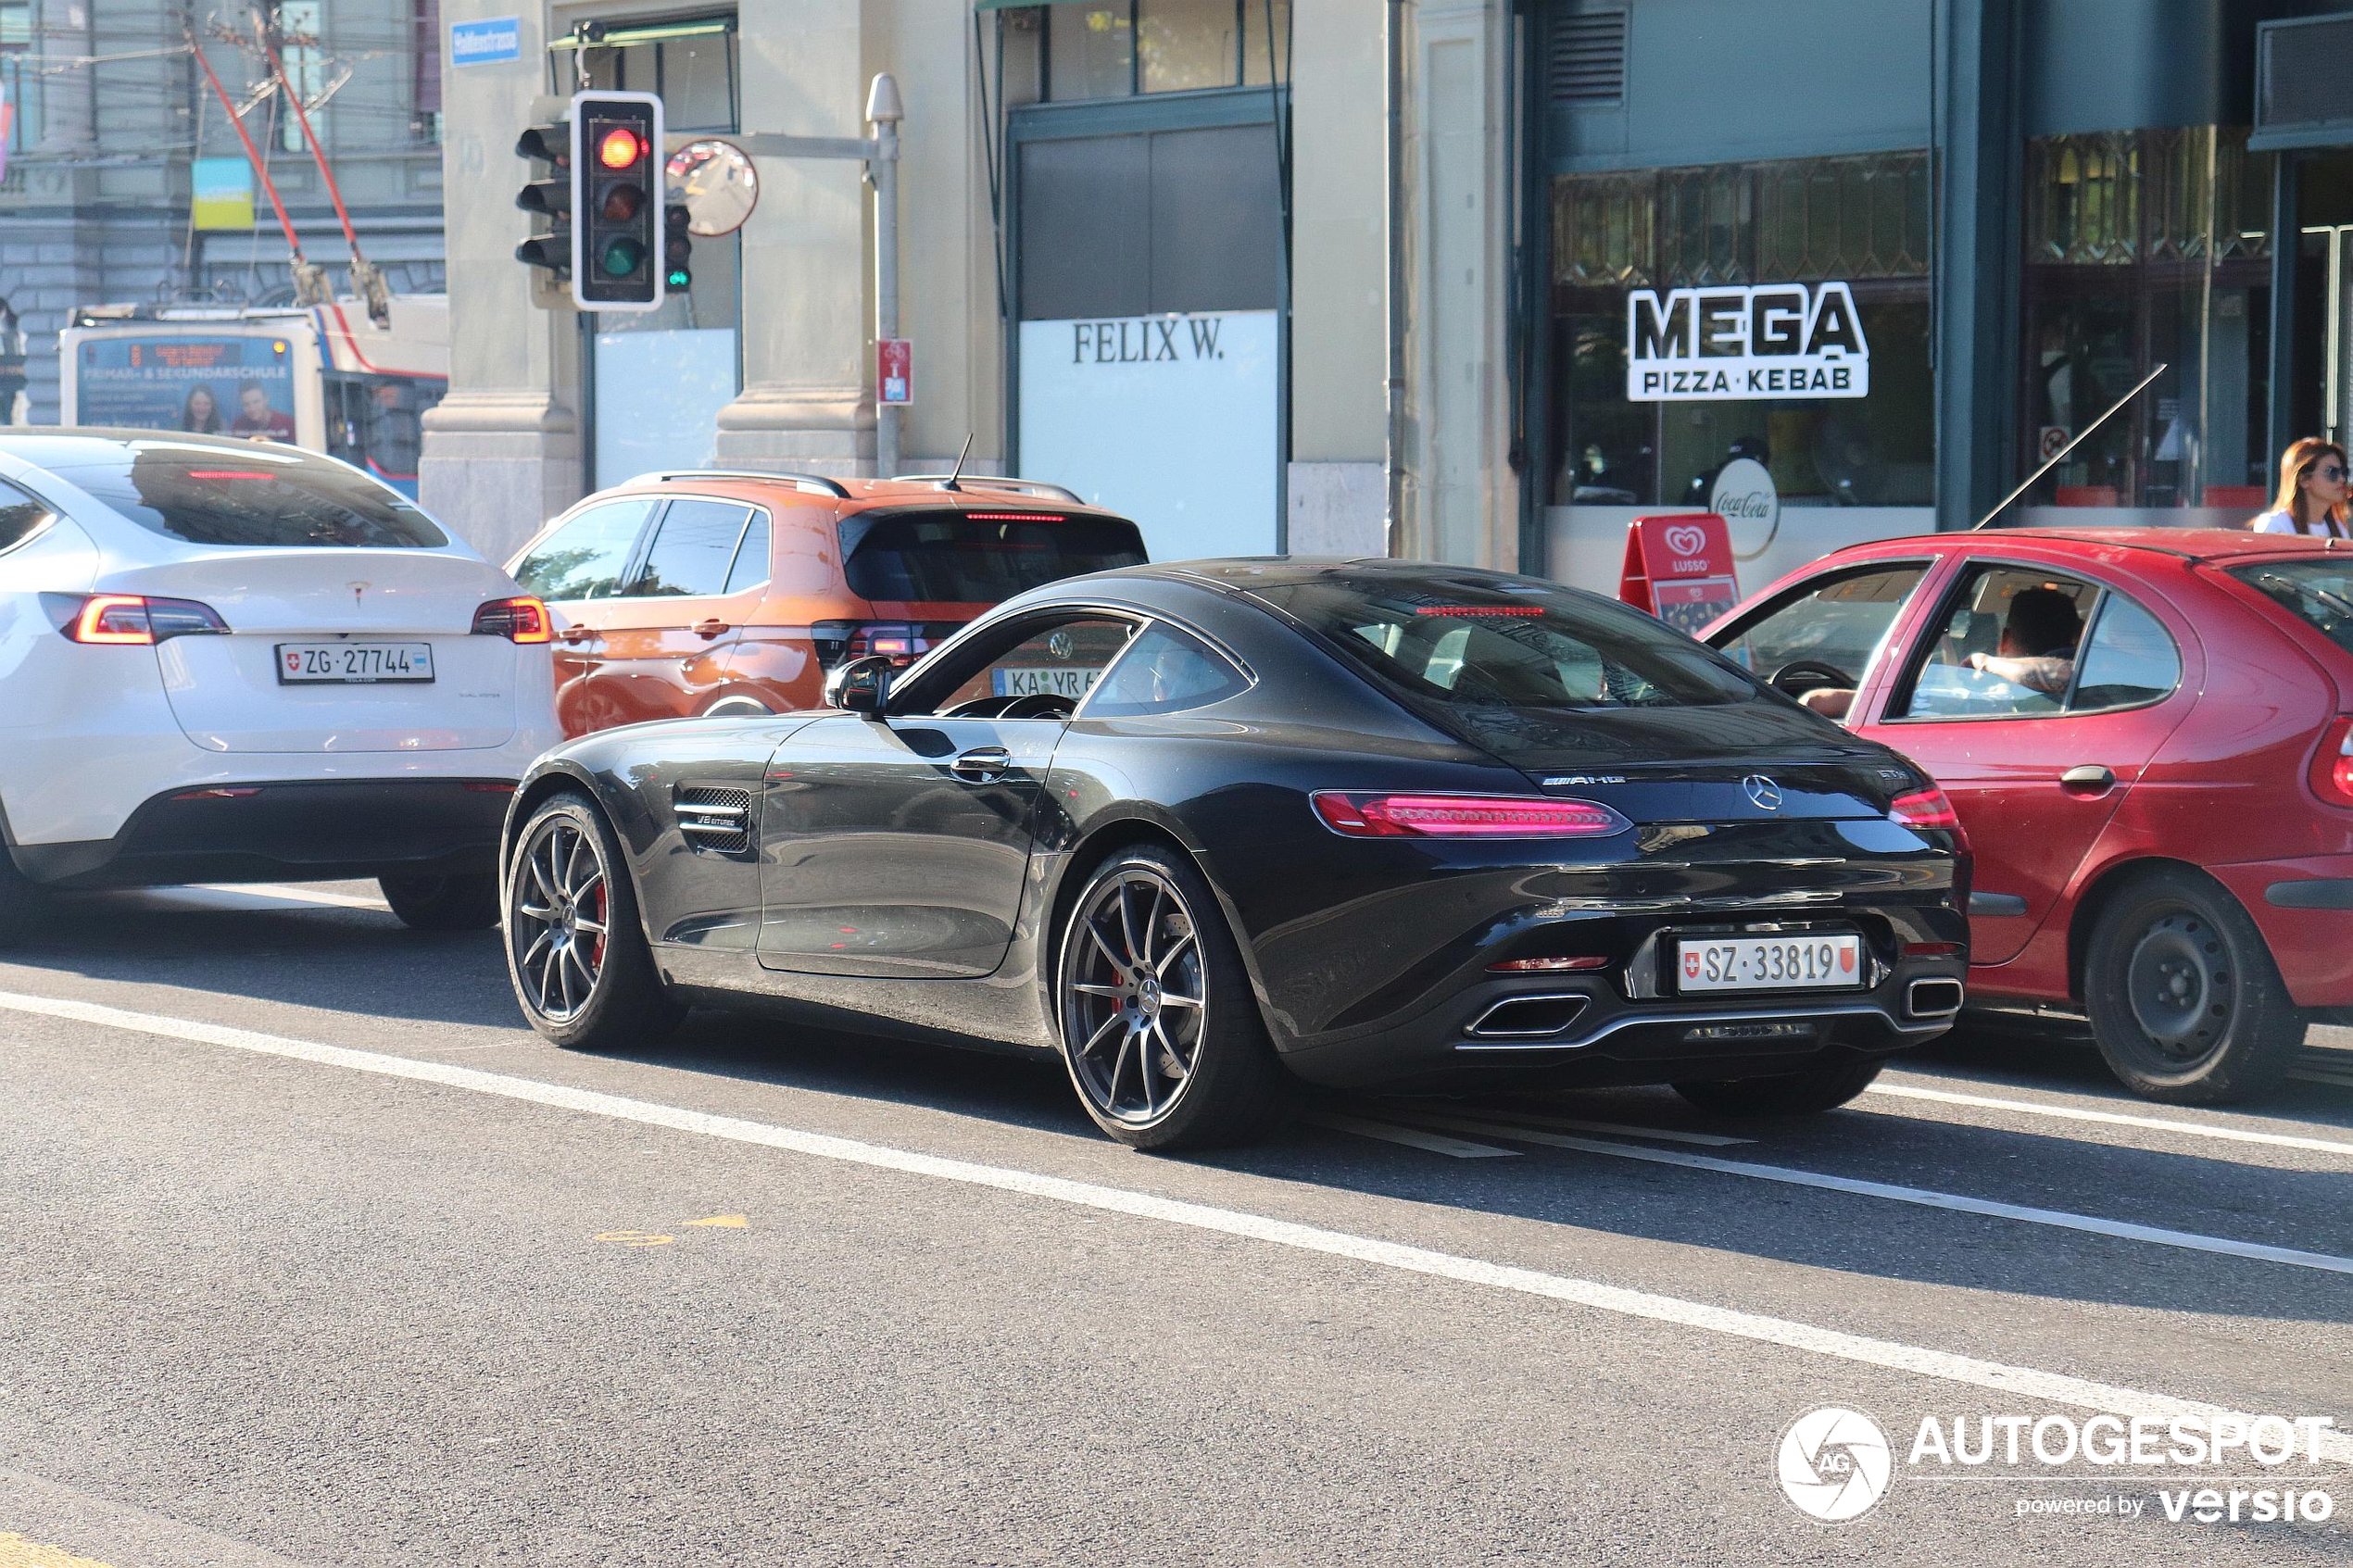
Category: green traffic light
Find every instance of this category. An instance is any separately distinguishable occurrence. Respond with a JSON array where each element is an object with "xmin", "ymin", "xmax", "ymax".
[
  {"xmin": 599, "ymin": 237, "xmax": 645, "ymax": 278},
  {"xmin": 666, "ymin": 269, "xmax": 692, "ymax": 290}
]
